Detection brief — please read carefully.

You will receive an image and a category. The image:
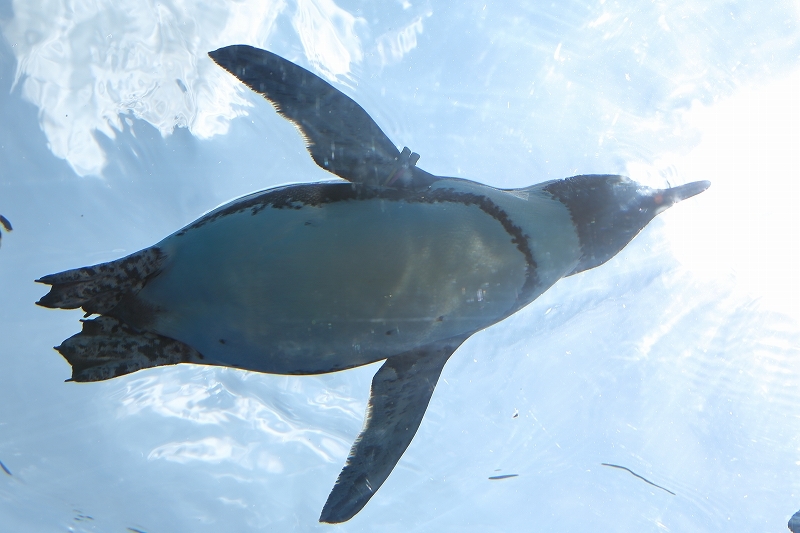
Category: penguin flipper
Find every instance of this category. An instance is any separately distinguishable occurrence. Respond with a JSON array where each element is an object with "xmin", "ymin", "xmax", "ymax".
[
  {"xmin": 319, "ymin": 337, "xmax": 465, "ymax": 523},
  {"xmin": 0, "ymin": 214, "xmax": 11, "ymax": 232},
  {"xmin": 208, "ymin": 45, "xmax": 438, "ymax": 190}
]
